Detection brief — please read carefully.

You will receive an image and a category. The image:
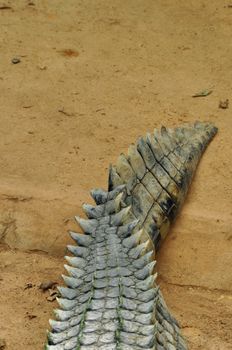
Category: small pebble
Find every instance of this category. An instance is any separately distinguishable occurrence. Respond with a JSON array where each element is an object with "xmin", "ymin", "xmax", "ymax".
[
  {"xmin": 47, "ymin": 294, "xmax": 58, "ymax": 302},
  {"xmin": 24, "ymin": 282, "xmax": 34, "ymax": 290},
  {"xmin": 39, "ymin": 280, "xmax": 57, "ymax": 291},
  {"xmin": 219, "ymin": 99, "xmax": 229, "ymax": 109},
  {"xmin": 11, "ymin": 57, "xmax": 21, "ymax": 64},
  {"xmin": 48, "ymin": 289, "xmax": 59, "ymax": 297}
]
